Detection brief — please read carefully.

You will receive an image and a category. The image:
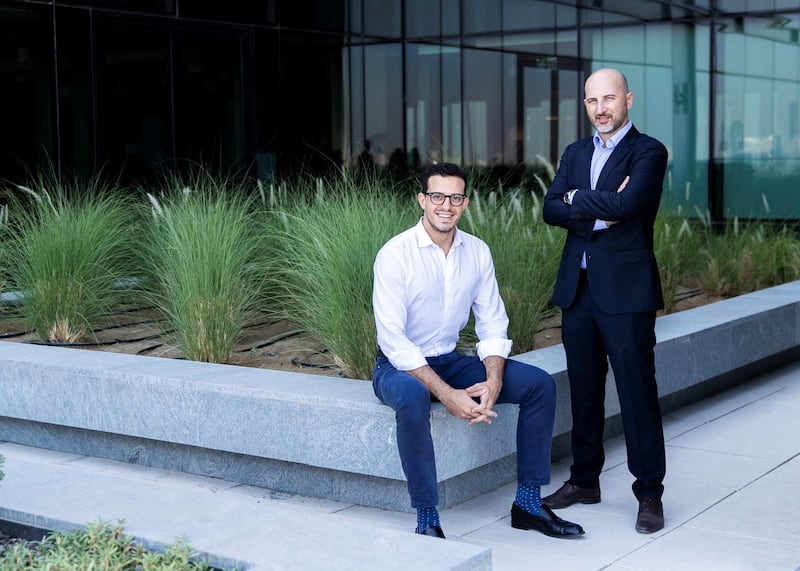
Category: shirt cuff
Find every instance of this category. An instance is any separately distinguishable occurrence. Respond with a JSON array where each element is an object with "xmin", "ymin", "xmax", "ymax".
[
  {"xmin": 387, "ymin": 347, "xmax": 429, "ymax": 372},
  {"xmin": 476, "ymin": 338, "xmax": 513, "ymax": 361}
]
